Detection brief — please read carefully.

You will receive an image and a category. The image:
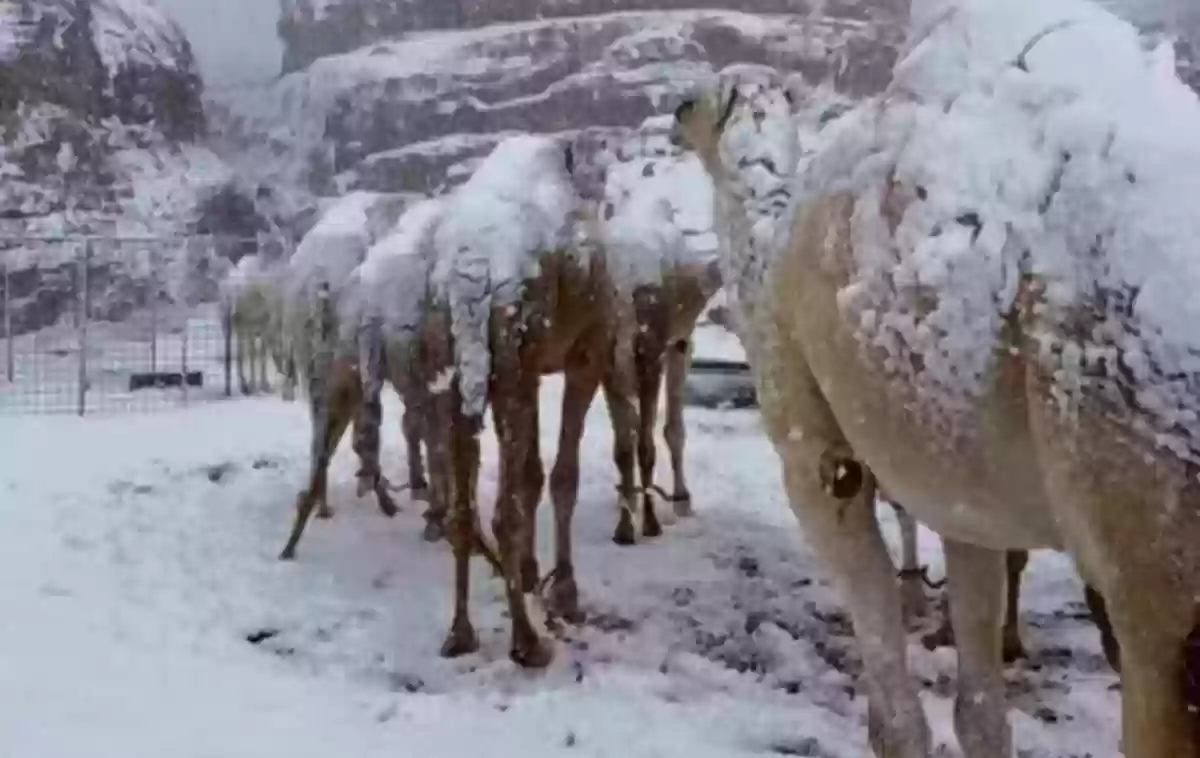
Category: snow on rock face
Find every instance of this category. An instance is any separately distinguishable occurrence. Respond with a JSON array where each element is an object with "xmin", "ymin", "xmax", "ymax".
[
  {"xmin": 433, "ymin": 134, "xmax": 583, "ymax": 417},
  {"xmin": 218, "ymin": 9, "xmax": 903, "ymax": 203},
  {"xmin": 91, "ymin": 0, "xmax": 187, "ymax": 76},
  {"xmin": 795, "ymin": 0, "xmax": 1200, "ymax": 458}
]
